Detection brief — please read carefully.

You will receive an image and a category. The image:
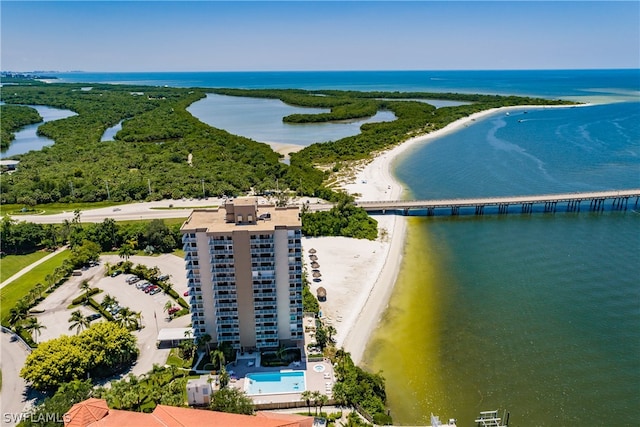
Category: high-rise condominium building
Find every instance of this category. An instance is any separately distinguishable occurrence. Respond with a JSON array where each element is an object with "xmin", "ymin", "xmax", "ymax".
[{"xmin": 180, "ymin": 197, "xmax": 303, "ymax": 350}]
